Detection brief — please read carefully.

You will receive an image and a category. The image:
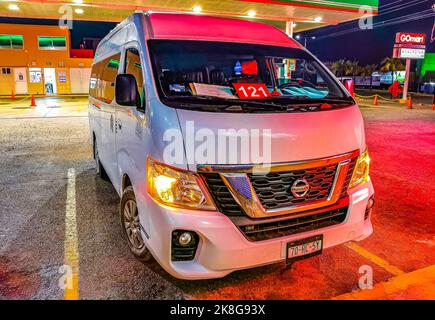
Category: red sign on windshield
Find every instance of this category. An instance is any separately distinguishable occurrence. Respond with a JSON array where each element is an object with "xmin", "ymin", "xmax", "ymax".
[{"xmin": 233, "ymin": 83, "xmax": 271, "ymax": 99}]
